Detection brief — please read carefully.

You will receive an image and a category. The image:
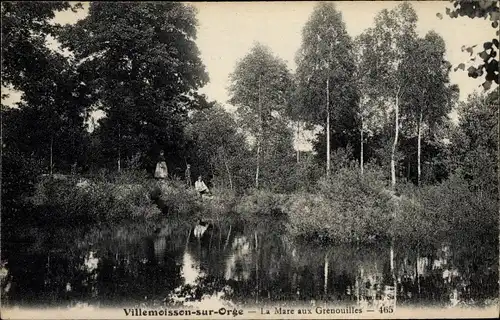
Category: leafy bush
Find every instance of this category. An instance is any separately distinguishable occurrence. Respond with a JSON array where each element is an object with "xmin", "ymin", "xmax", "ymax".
[
  {"xmin": 284, "ymin": 192, "xmax": 341, "ymax": 243},
  {"xmin": 418, "ymin": 174, "xmax": 498, "ymax": 271},
  {"xmin": 156, "ymin": 180, "xmax": 203, "ymax": 219},
  {"xmin": 235, "ymin": 189, "xmax": 286, "ymax": 218},
  {"xmin": 1, "ymin": 149, "xmax": 44, "ymax": 221},
  {"xmin": 271, "ymin": 154, "xmax": 324, "ymax": 193},
  {"xmin": 286, "ymin": 166, "xmax": 393, "ymax": 244},
  {"xmin": 28, "ymin": 175, "xmax": 161, "ymax": 224},
  {"xmin": 204, "ymin": 187, "xmax": 239, "ymax": 220}
]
